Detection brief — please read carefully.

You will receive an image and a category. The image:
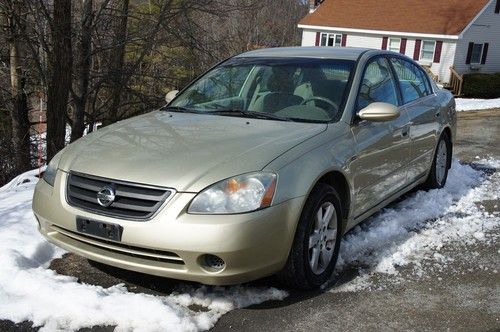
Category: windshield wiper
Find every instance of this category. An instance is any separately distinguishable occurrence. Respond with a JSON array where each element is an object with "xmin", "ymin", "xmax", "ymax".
[
  {"xmin": 160, "ymin": 106, "xmax": 199, "ymax": 114},
  {"xmin": 206, "ymin": 109, "xmax": 293, "ymax": 122}
]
